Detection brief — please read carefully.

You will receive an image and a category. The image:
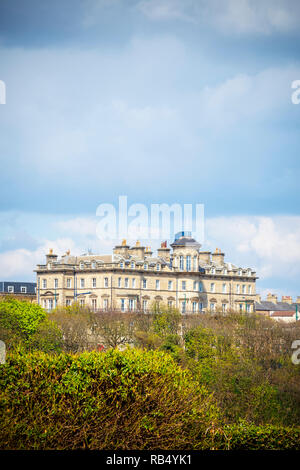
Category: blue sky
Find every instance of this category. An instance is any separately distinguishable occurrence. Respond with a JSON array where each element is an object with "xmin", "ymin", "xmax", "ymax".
[{"xmin": 0, "ymin": 0, "xmax": 300, "ymax": 299}]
